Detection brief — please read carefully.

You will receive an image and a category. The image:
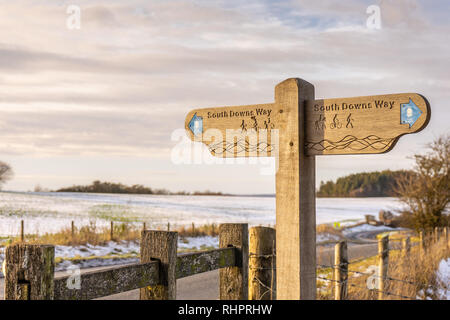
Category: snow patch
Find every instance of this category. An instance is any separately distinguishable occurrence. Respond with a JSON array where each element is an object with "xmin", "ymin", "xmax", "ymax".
[
  {"xmin": 435, "ymin": 258, "xmax": 450, "ymax": 300},
  {"xmin": 342, "ymin": 224, "xmax": 396, "ymax": 236},
  {"xmin": 317, "ymin": 233, "xmax": 341, "ymax": 243},
  {"xmin": 178, "ymin": 236, "xmax": 218, "ymax": 250},
  {"xmin": 0, "ymin": 192, "xmax": 405, "ymax": 236}
]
